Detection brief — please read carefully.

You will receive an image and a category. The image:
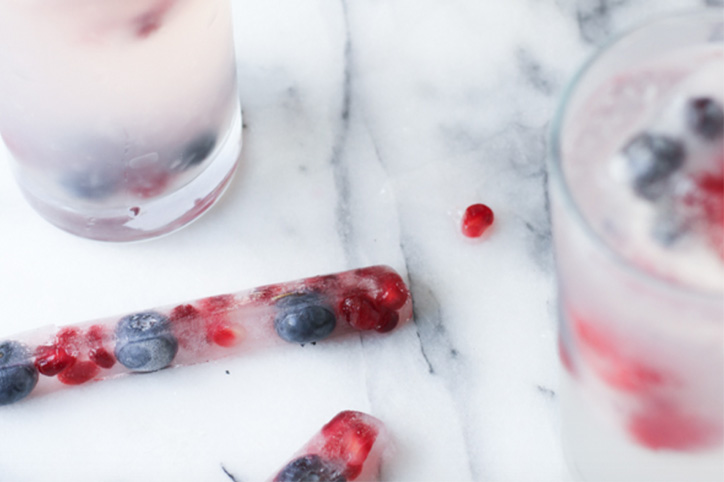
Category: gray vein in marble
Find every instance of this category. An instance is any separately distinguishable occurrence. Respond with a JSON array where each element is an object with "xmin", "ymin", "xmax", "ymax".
[
  {"xmin": 221, "ymin": 464, "xmax": 240, "ymax": 482},
  {"xmin": 330, "ymin": 0, "xmax": 356, "ymax": 265},
  {"xmin": 576, "ymin": 0, "xmax": 629, "ymax": 44},
  {"xmin": 517, "ymin": 49, "xmax": 556, "ymax": 96}
]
